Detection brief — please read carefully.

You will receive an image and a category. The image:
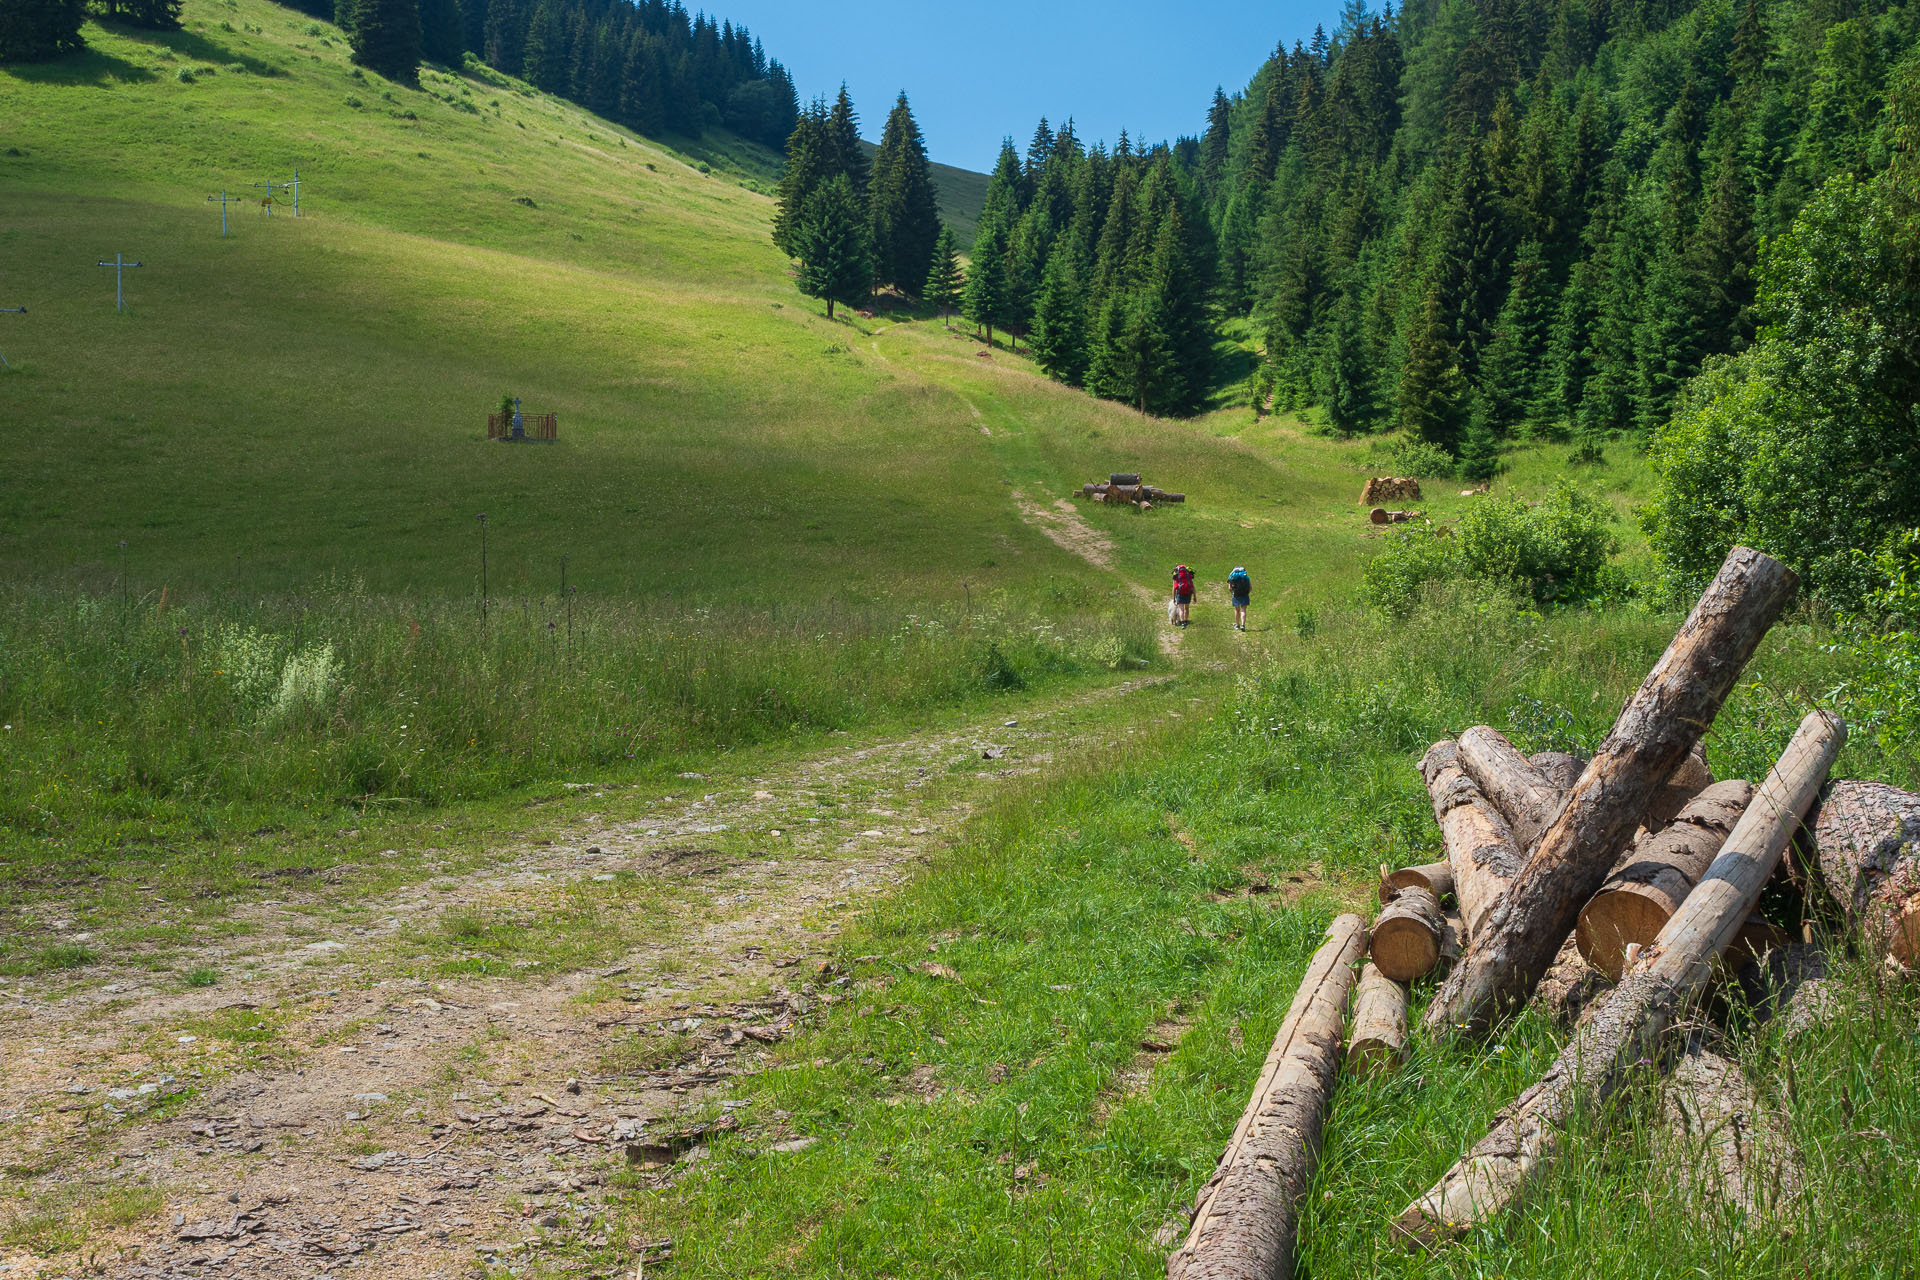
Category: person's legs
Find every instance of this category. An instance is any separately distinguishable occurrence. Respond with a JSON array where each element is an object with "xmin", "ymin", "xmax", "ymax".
[{"xmin": 1235, "ymin": 603, "xmax": 1246, "ymax": 629}]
